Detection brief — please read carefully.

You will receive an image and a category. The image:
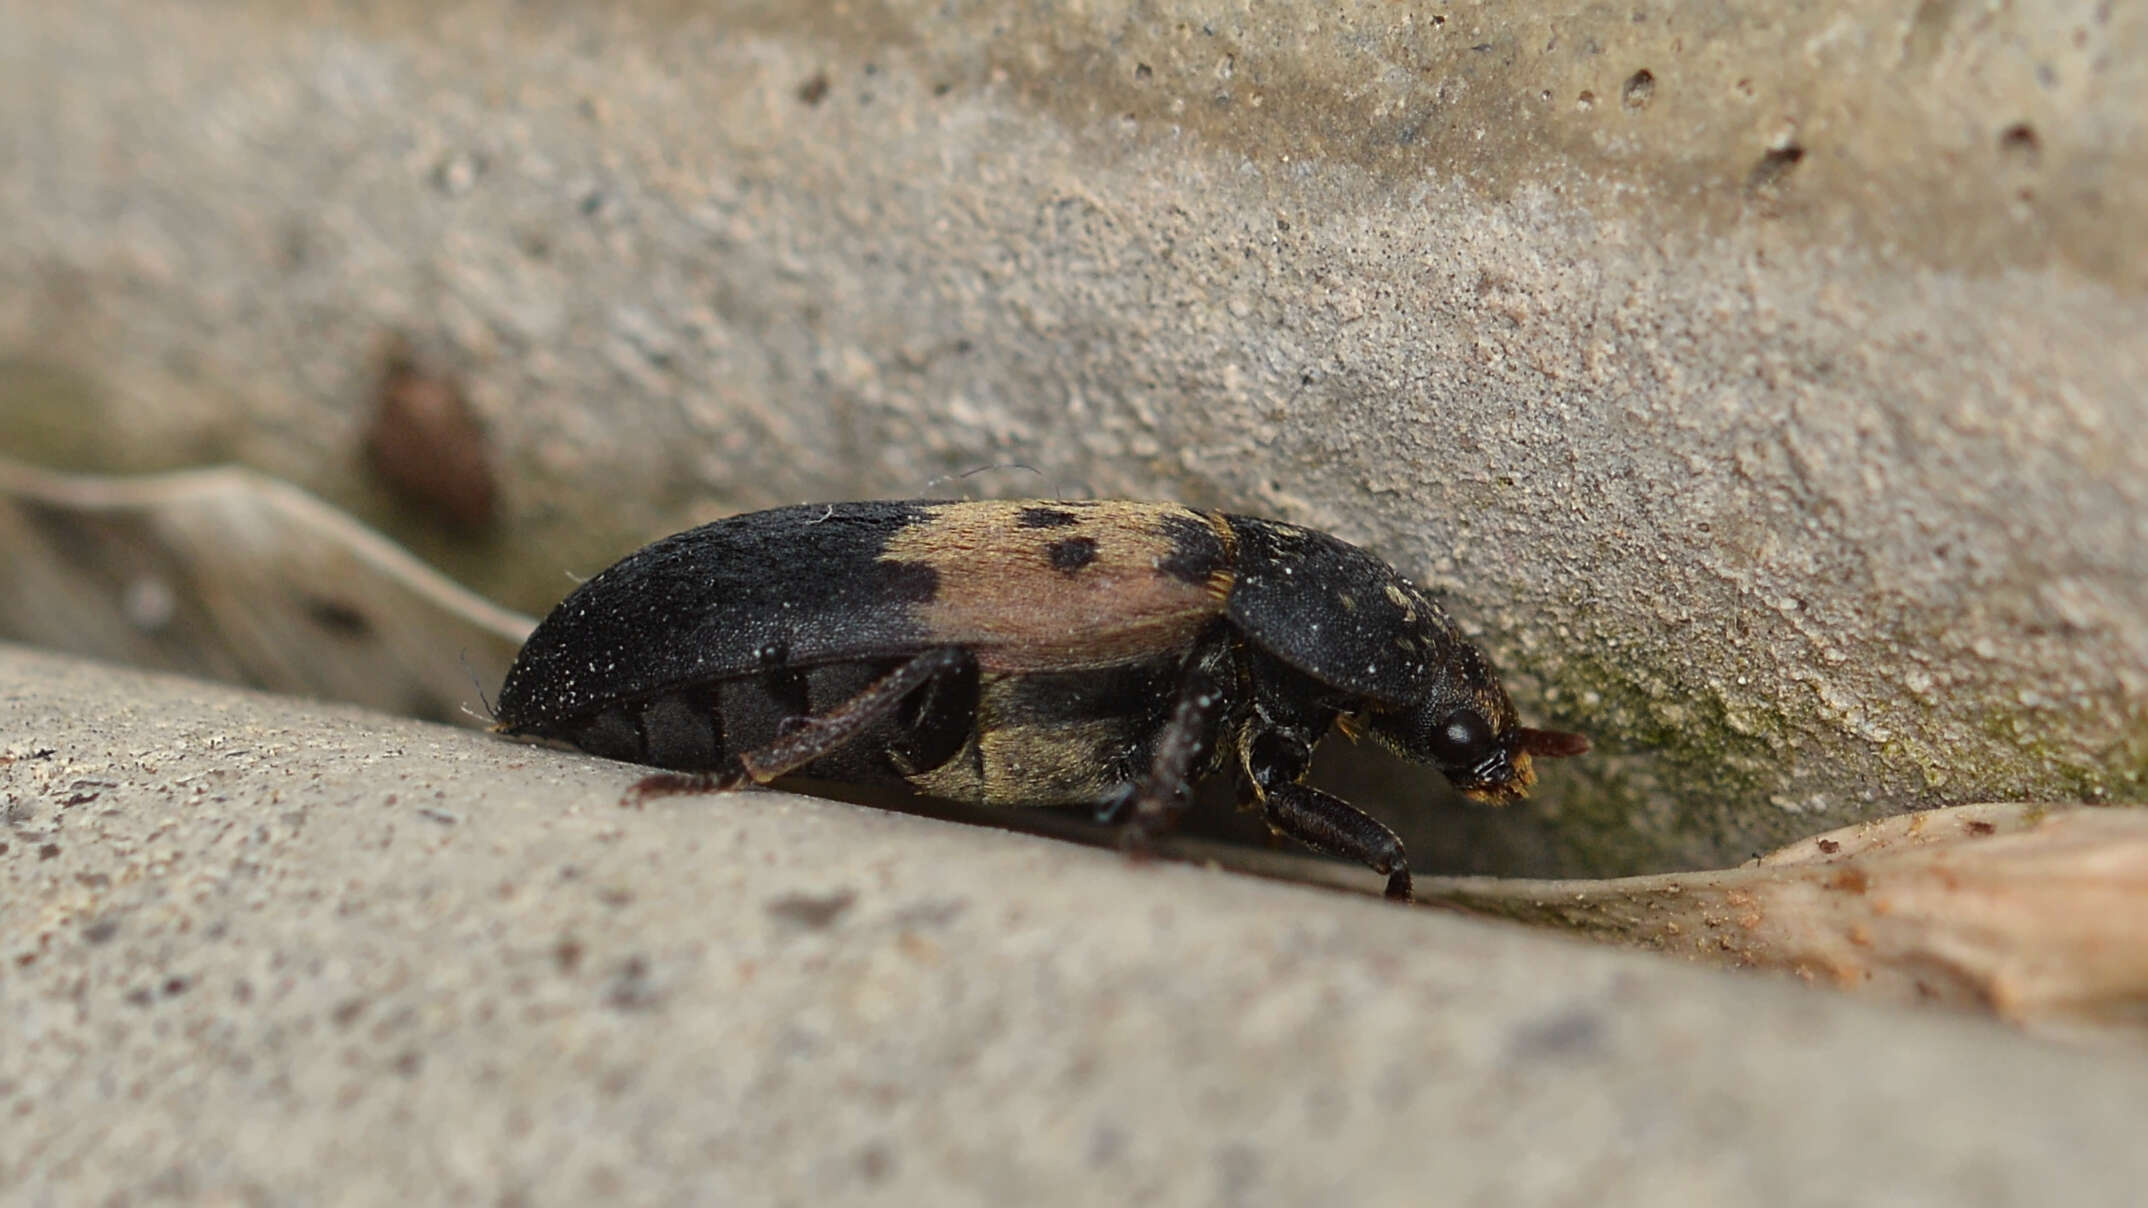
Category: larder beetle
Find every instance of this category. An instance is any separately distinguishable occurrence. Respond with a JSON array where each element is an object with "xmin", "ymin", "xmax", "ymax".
[{"xmin": 495, "ymin": 500, "xmax": 1587, "ymax": 900}]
